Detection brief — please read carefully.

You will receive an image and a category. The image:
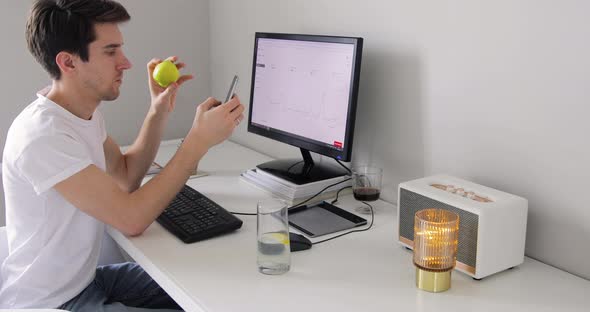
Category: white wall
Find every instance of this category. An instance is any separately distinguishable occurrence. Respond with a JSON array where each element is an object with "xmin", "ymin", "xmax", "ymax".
[
  {"xmin": 209, "ymin": 0, "xmax": 590, "ymax": 280},
  {"xmin": 0, "ymin": 1, "xmax": 50, "ymax": 159},
  {"xmin": 0, "ymin": 164, "xmax": 4, "ymax": 227}
]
